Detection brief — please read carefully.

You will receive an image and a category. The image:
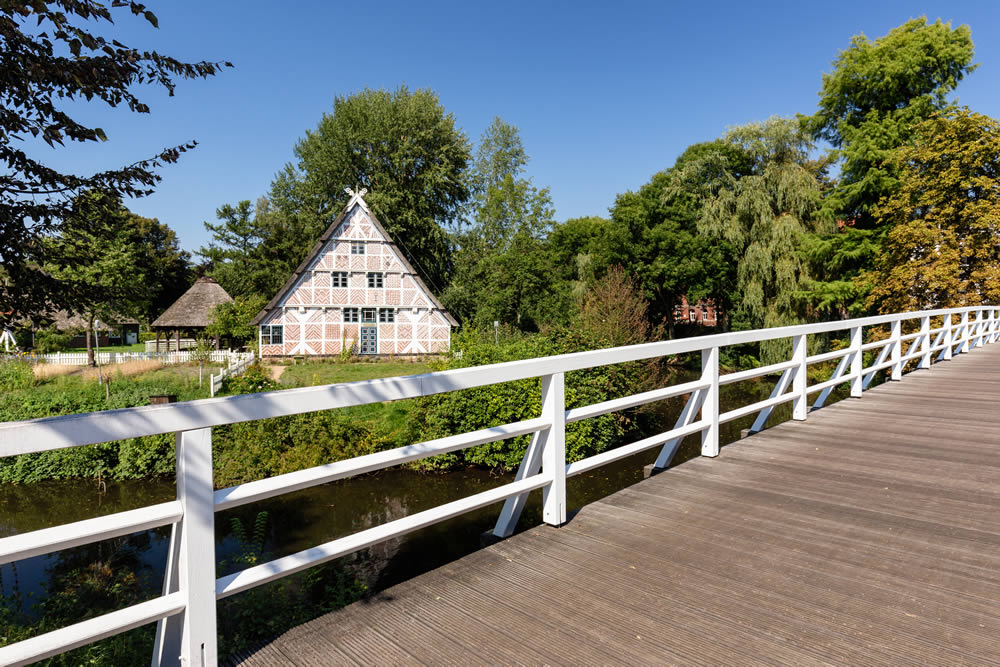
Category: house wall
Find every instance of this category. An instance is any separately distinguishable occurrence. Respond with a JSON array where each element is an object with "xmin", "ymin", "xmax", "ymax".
[
  {"xmin": 259, "ymin": 206, "xmax": 452, "ymax": 356},
  {"xmin": 673, "ymin": 296, "xmax": 718, "ymax": 326}
]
